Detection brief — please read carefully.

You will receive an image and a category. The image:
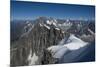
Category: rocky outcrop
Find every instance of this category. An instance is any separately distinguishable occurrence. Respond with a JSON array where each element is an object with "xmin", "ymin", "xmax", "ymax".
[
  {"xmin": 10, "ymin": 17, "xmax": 67, "ymax": 66},
  {"xmin": 10, "ymin": 17, "xmax": 95, "ymax": 66}
]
